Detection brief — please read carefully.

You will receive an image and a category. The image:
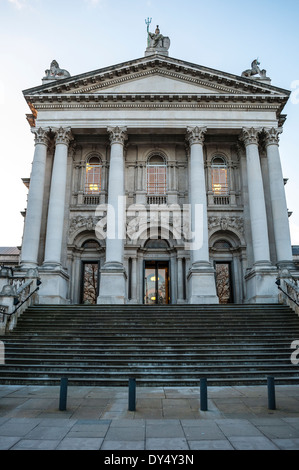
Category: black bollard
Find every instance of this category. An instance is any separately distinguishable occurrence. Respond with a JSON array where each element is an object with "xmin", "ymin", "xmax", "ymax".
[
  {"xmin": 59, "ymin": 377, "xmax": 68, "ymax": 411},
  {"xmin": 200, "ymin": 378, "xmax": 208, "ymax": 411},
  {"xmin": 128, "ymin": 378, "xmax": 136, "ymax": 411},
  {"xmin": 267, "ymin": 376, "xmax": 276, "ymax": 410}
]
